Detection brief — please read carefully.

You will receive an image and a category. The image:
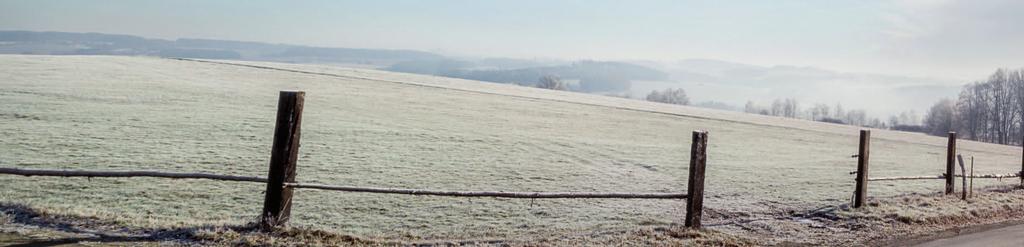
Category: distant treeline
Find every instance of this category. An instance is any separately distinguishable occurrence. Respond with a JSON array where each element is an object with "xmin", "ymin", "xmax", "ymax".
[
  {"xmin": 738, "ymin": 96, "xmax": 932, "ymax": 132},
  {"xmin": 0, "ymin": 30, "xmax": 443, "ymax": 64},
  {"xmin": 922, "ymin": 68, "xmax": 1024, "ymax": 145},
  {"xmin": 386, "ymin": 59, "xmax": 667, "ymax": 93},
  {"xmin": 741, "ymin": 99, "xmax": 895, "ymax": 128}
]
